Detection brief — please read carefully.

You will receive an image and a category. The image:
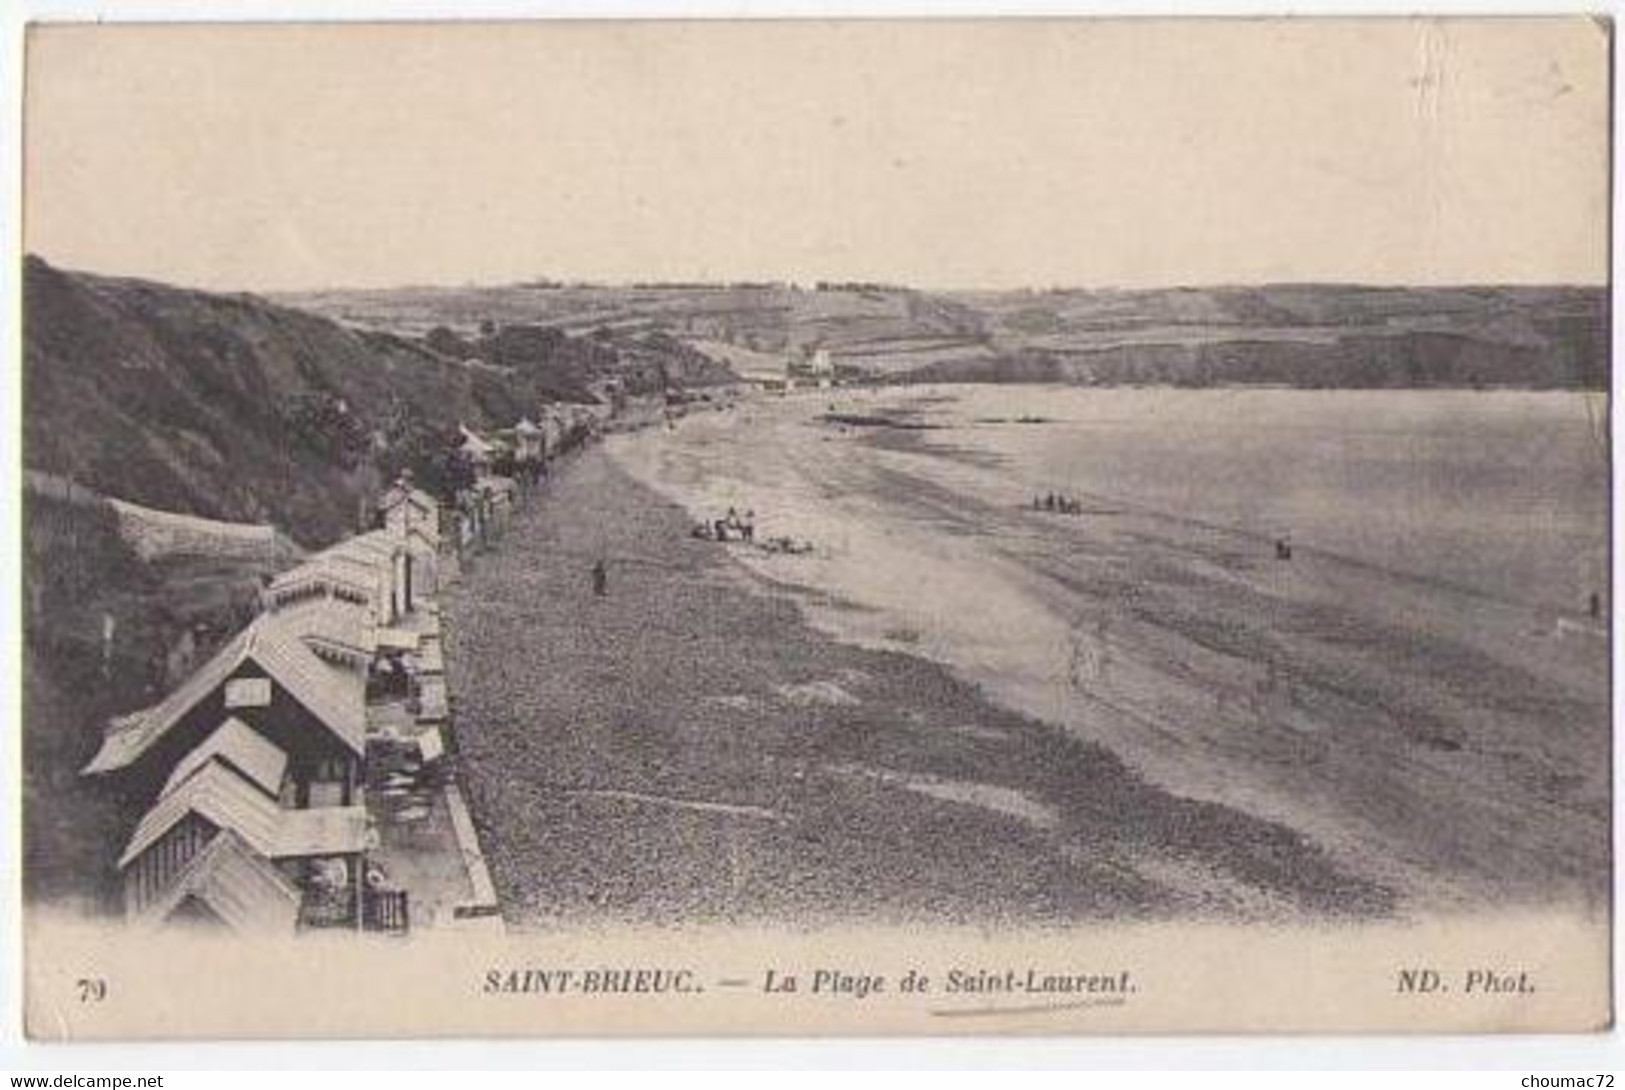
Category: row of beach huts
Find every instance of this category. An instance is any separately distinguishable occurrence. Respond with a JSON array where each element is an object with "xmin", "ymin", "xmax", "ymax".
[{"xmin": 80, "ymin": 406, "xmax": 607, "ymax": 937}]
